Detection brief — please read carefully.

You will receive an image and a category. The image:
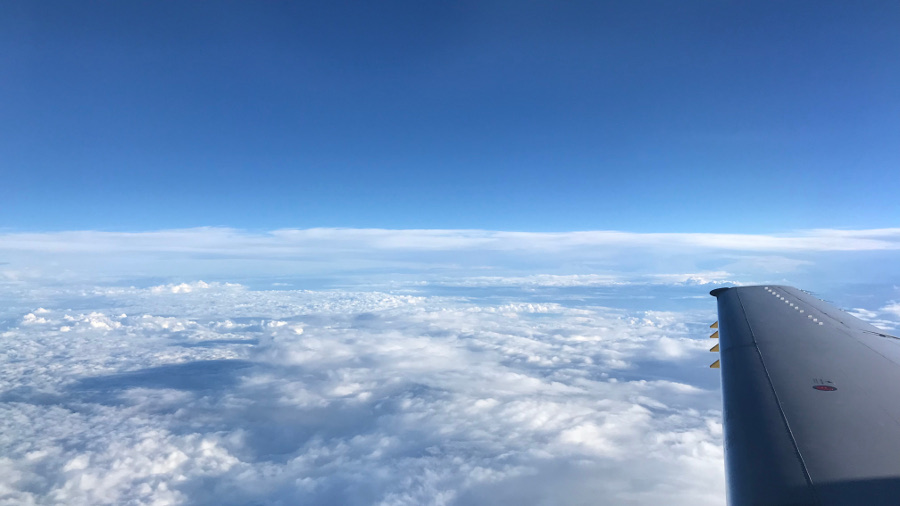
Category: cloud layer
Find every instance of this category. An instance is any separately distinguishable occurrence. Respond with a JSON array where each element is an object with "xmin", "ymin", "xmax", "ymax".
[
  {"xmin": 3, "ymin": 227, "xmax": 900, "ymax": 291},
  {"xmin": 1, "ymin": 282, "xmax": 726, "ymax": 505},
  {"xmin": 5, "ymin": 227, "xmax": 900, "ymax": 254},
  {"xmin": 3, "ymin": 228, "xmax": 900, "ymax": 504}
]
